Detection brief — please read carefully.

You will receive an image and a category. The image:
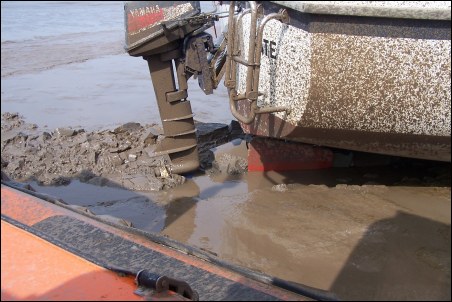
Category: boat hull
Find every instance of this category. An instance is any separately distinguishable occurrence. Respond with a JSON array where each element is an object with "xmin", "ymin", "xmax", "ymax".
[{"xmin": 233, "ymin": 1, "xmax": 451, "ymax": 161}]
